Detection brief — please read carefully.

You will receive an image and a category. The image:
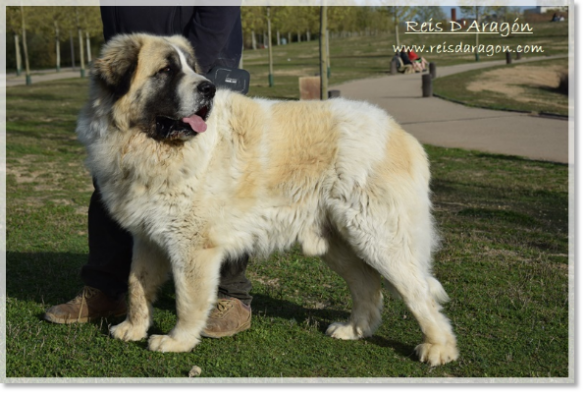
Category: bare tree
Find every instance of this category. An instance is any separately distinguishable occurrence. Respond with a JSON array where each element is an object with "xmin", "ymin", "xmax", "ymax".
[
  {"xmin": 241, "ymin": 7, "xmax": 265, "ymax": 49},
  {"xmin": 6, "ymin": 7, "xmax": 23, "ymax": 75},
  {"xmin": 69, "ymin": 6, "xmax": 102, "ymax": 76},
  {"xmin": 266, "ymin": 6, "xmax": 274, "ymax": 86},
  {"xmin": 386, "ymin": 6, "xmax": 417, "ymax": 47},
  {"xmin": 53, "ymin": 9, "xmax": 64, "ymax": 71},
  {"xmin": 36, "ymin": 6, "xmax": 70, "ymax": 72},
  {"xmin": 82, "ymin": 7, "xmax": 103, "ymax": 64},
  {"xmin": 319, "ymin": 6, "xmax": 328, "ymax": 100},
  {"xmin": 415, "ymin": 6, "xmax": 447, "ymax": 23},
  {"xmin": 20, "ymin": 6, "xmax": 32, "ymax": 84}
]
